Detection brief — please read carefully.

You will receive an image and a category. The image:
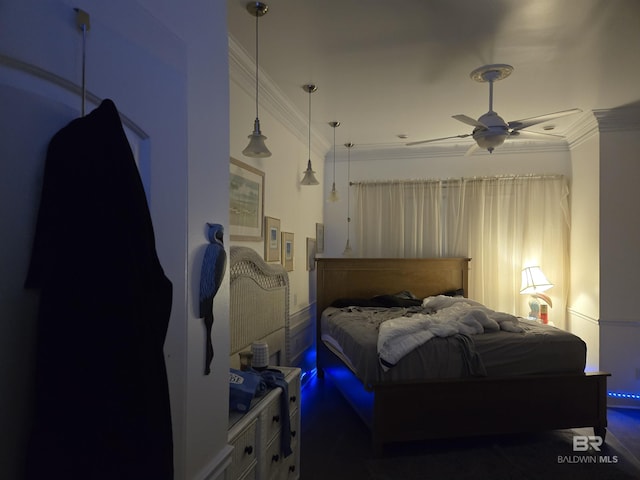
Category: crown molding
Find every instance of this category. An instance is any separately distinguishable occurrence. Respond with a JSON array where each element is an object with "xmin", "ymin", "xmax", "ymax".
[
  {"xmin": 228, "ymin": 35, "xmax": 330, "ymax": 157},
  {"xmin": 565, "ymin": 111, "xmax": 599, "ymax": 149},
  {"xmin": 342, "ymin": 138, "xmax": 571, "ymax": 162},
  {"xmin": 593, "ymin": 106, "xmax": 640, "ymax": 132}
]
